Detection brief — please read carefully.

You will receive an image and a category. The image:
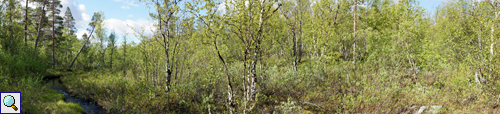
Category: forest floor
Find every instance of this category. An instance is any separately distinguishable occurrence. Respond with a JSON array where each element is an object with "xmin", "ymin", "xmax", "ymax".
[{"xmin": 54, "ymin": 64, "xmax": 500, "ymax": 113}]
